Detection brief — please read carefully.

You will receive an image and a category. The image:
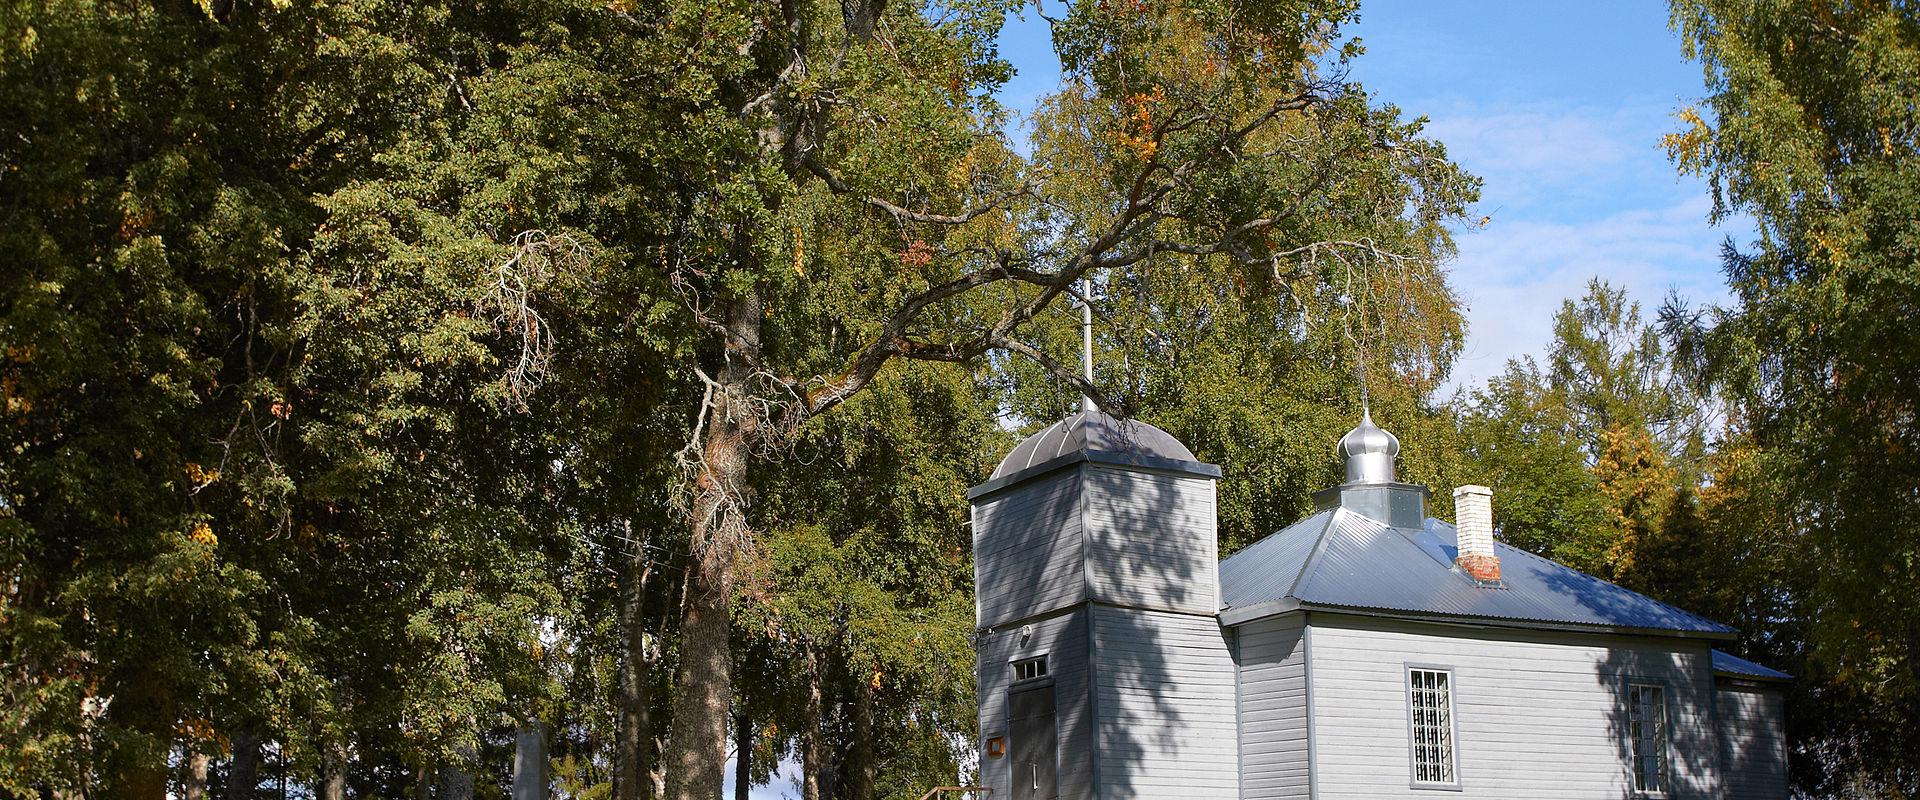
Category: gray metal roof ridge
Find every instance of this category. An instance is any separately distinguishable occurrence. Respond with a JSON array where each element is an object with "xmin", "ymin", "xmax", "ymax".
[
  {"xmin": 1216, "ymin": 509, "xmax": 1334, "ymax": 610},
  {"xmin": 1018, "ymin": 415, "xmax": 1078, "ymax": 473},
  {"xmin": 1219, "ymin": 510, "xmax": 1736, "ymax": 638},
  {"xmin": 1283, "ymin": 507, "xmax": 1349, "ymax": 601},
  {"xmin": 989, "ymin": 410, "xmax": 1199, "ymax": 480}
]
